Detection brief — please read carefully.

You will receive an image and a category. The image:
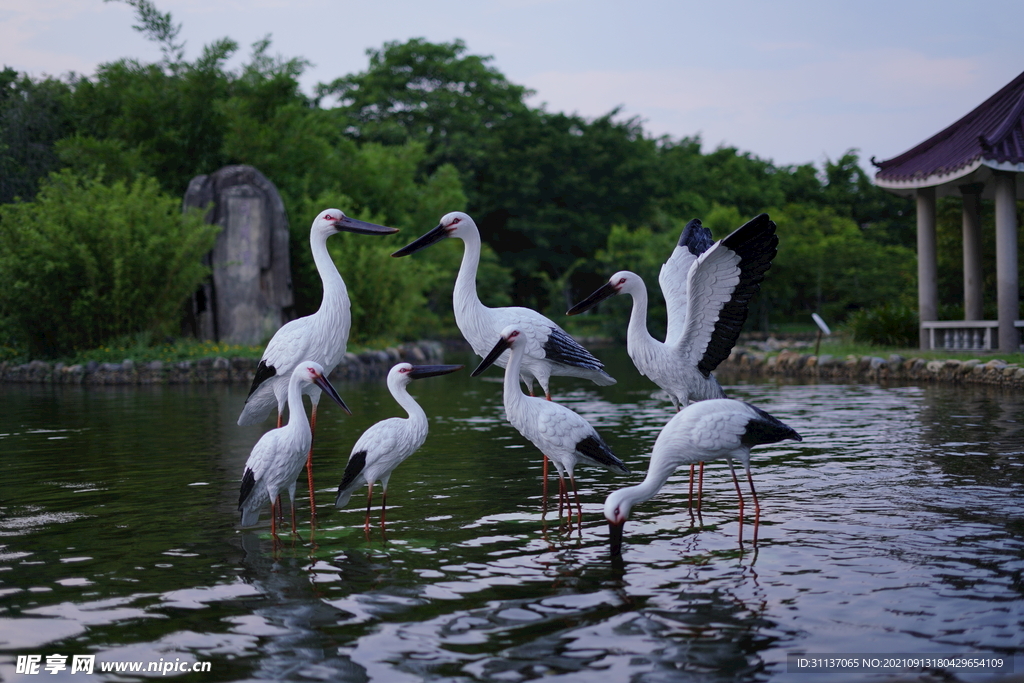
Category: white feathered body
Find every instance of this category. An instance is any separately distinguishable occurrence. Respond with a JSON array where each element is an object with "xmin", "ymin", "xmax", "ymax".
[
  {"xmin": 444, "ymin": 213, "xmax": 615, "ymax": 395},
  {"xmin": 604, "ymin": 398, "xmax": 801, "ymax": 523},
  {"xmin": 237, "ymin": 214, "xmax": 351, "ymax": 426},
  {"xmin": 573, "ymin": 215, "xmax": 777, "ymax": 410},
  {"xmin": 496, "ymin": 328, "xmax": 628, "ymax": 480},
  {"xmin": 334, "ymin": 364, "xmax": 432, "ymax": 509},
  {"xmin": 238, "ymin": 367, "xmax": 318, "ymax": 527}
]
